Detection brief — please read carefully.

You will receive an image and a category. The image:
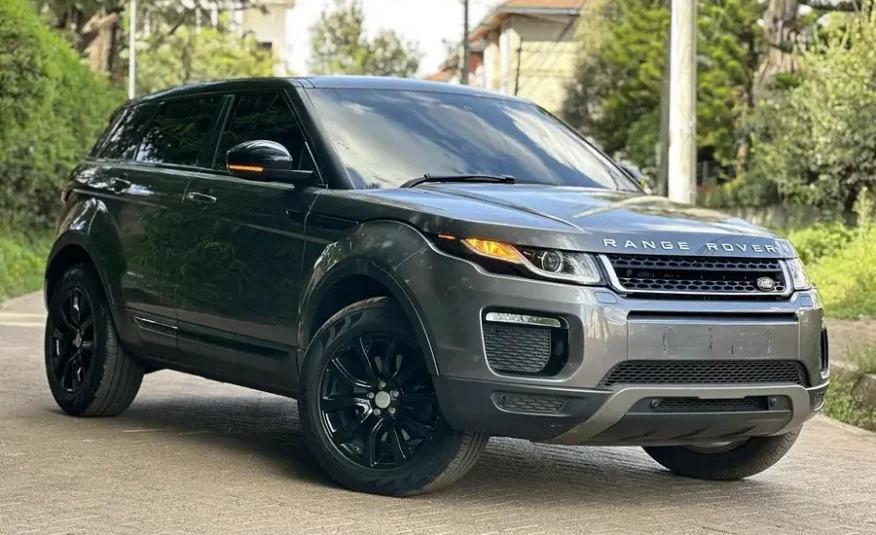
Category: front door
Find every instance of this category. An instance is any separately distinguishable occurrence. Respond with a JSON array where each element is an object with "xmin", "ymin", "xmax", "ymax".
[{"xmin": 174, "ymin": 90, "xmax": 321, "ymax": 393}]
